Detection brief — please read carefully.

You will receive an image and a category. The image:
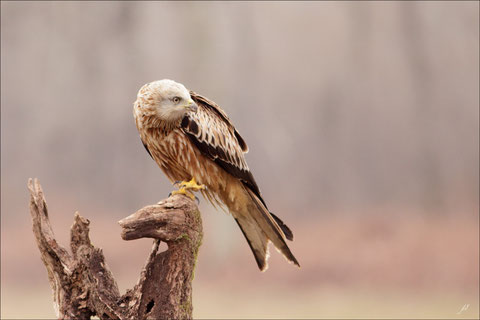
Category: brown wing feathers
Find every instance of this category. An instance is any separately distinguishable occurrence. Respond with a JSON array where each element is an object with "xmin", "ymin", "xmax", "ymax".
[
  {"xmin": 184, "ymin": 95, "xmax": 295, "ymax": 242},
  {"xmin": 189, "ymin": 91, "xmax": 248, "ymax": 152},
  {"xmin": 182, "ymin": 92, "xmax": 298, "ymax": 268},
  {"xmin": 181, "ymin": 94, "xmax": 263, "ymax": 202}
]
